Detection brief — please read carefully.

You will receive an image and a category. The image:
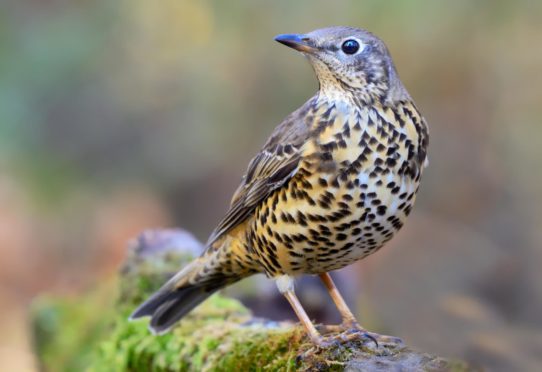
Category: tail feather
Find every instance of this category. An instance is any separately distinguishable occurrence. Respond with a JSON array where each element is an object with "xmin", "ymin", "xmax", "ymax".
[
  {"xmin": 129, "ymin": 260, "xmax": 225, "ymax": 334},
  {"xmin": 141, "ymin": 285, "xmax": 216, "ymax": 334},
  {"xmin": 130, "ymin": 235, "xmax": 257, "ymax": 333}
]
